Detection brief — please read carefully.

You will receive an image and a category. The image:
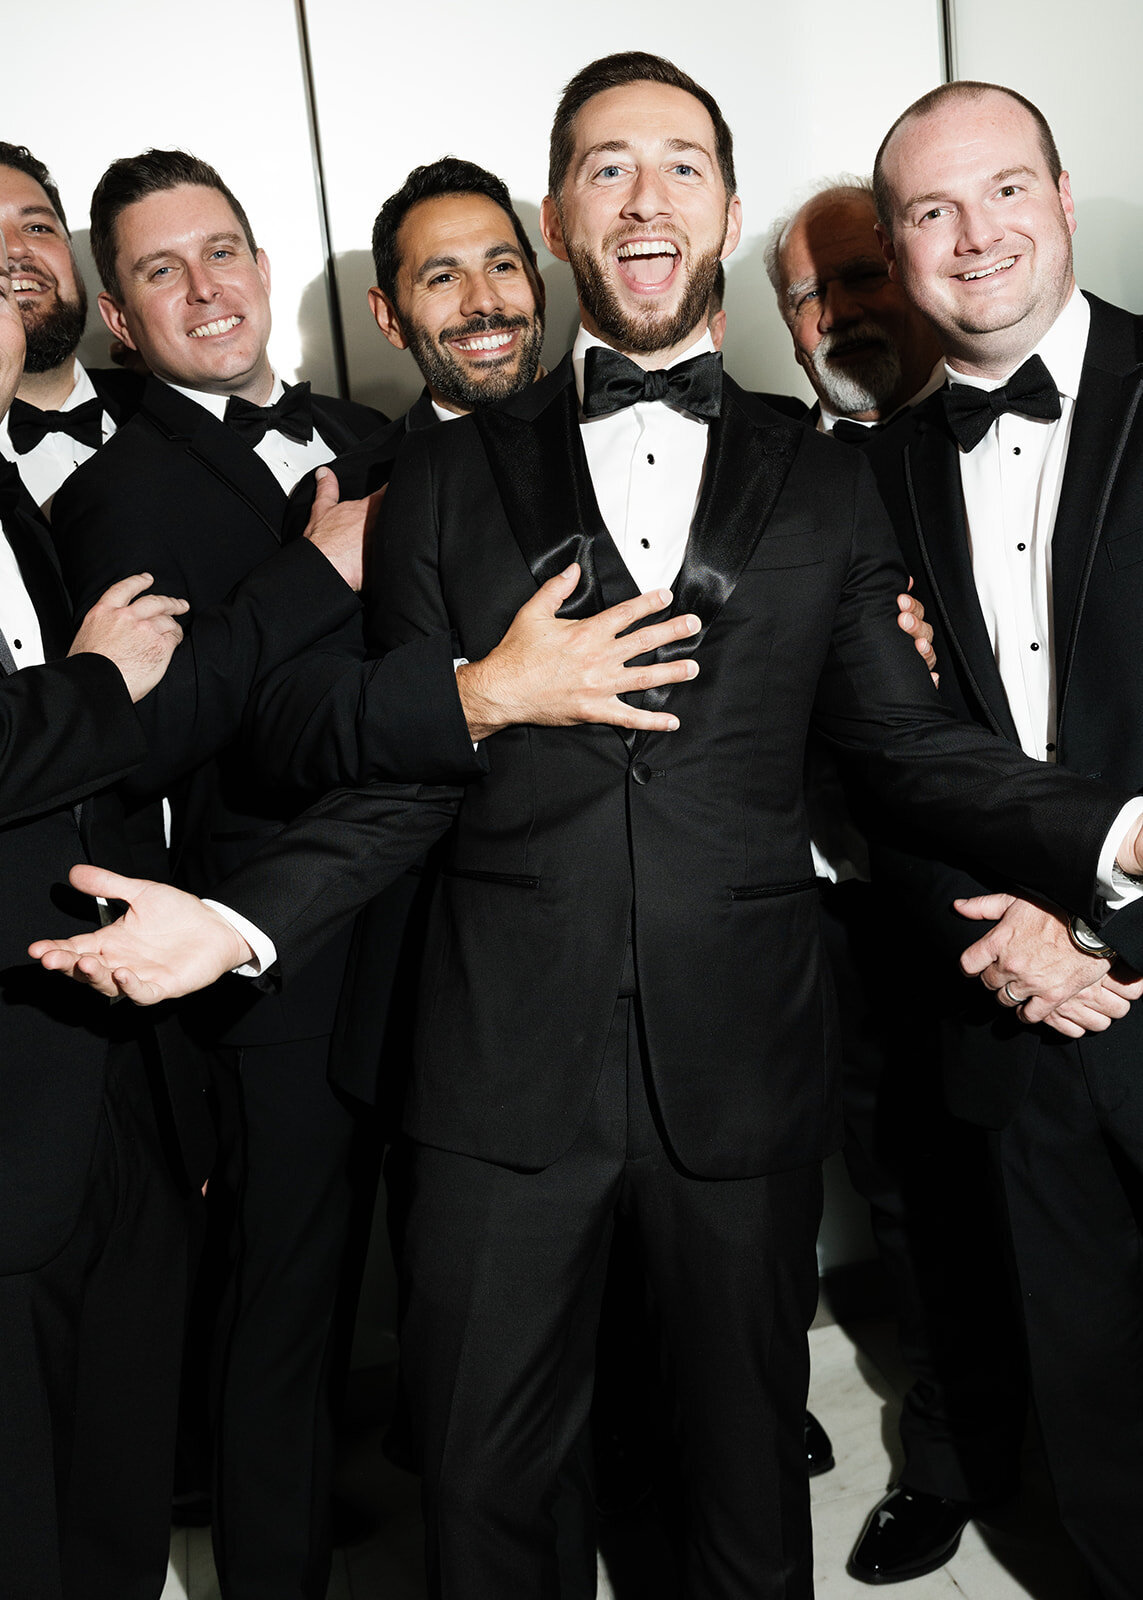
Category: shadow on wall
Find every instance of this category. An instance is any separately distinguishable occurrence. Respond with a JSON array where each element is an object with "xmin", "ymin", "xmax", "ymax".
[
  {"xmin": 1074, "ymin": 197, "xmax": 1143, "ymax": 312},
  {"xmin": 71, "ymin": 228, "xmax": 124, "ymax": 374}
]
